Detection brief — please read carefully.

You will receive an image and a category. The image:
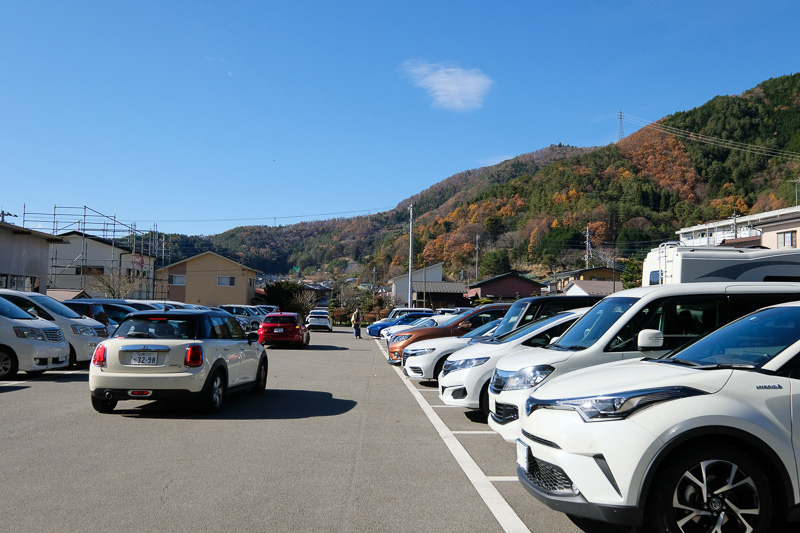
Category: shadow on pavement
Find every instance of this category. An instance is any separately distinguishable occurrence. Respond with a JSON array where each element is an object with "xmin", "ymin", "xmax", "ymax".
[
  {"xmin": 306, "ymin": 345, "xmax": 349, "ymax": 351},
  {"xmin": 117, "ymin": 388, "xmax": 357, "ymax": 420},
  {"xmin": 0, "ymin": 384, "xmax": 30, "ymax": 393}
]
